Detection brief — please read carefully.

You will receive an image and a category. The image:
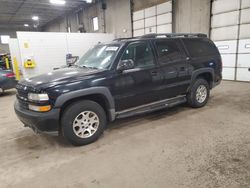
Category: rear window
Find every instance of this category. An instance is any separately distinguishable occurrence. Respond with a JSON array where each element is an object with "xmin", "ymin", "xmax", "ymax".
[
  {"xmin": 182, "ymin": 38, "xmax": 218, "ymax": 58},
  {"xmin": 155, "ymin": 40, "xmax": 183, "ymax": 64}
]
